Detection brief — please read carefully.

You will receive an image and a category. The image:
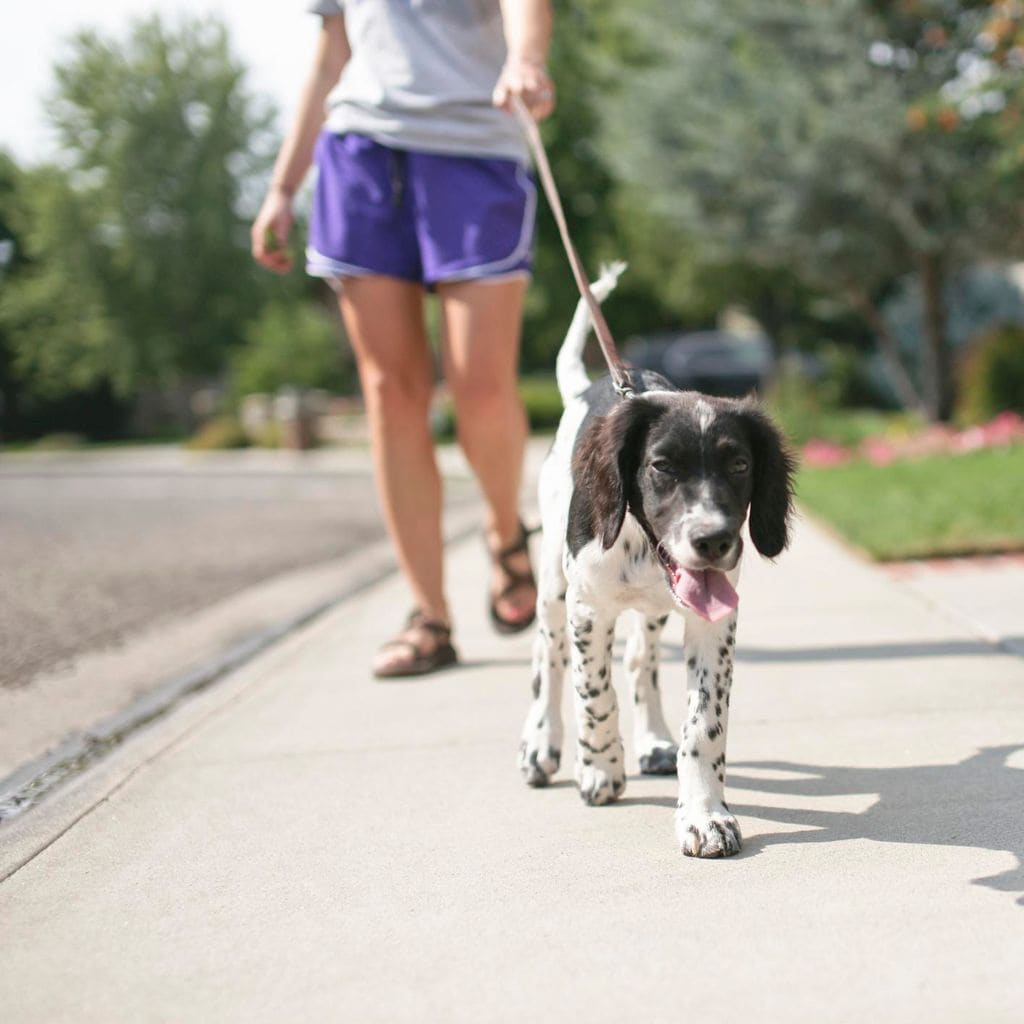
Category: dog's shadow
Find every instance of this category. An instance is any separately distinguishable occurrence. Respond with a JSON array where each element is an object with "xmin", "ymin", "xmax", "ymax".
[
  {"xmin": 692, "ymin": 746, "xmax": 1024, "ymax": 904},
  {"xmin": 535, "ymin": 740, "xmax": 1023, "ymax": 902}
]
